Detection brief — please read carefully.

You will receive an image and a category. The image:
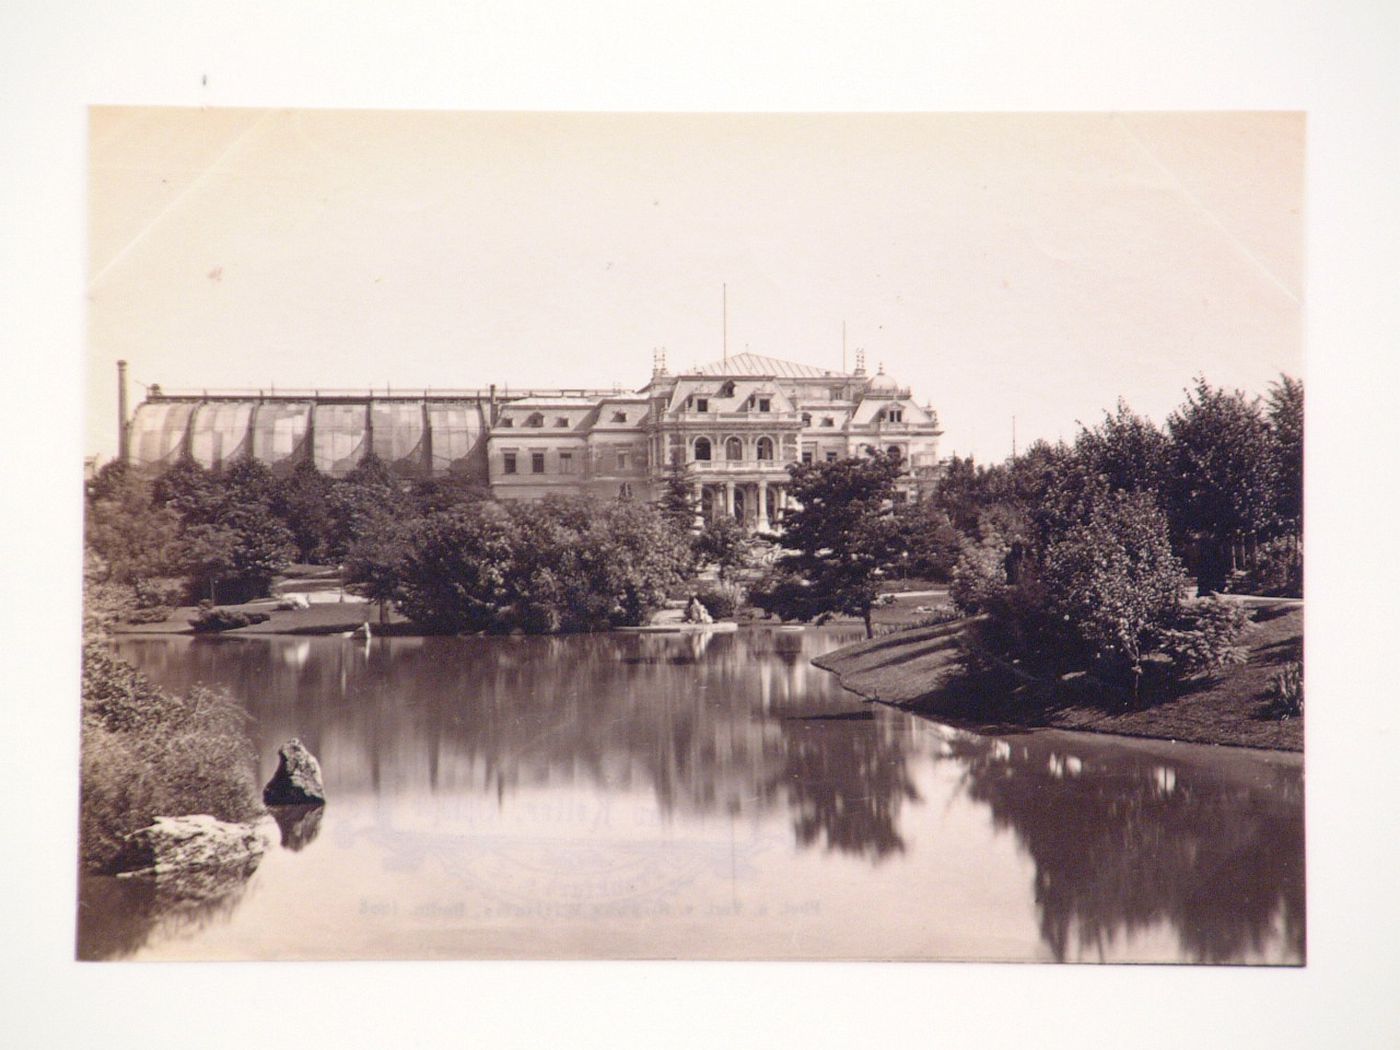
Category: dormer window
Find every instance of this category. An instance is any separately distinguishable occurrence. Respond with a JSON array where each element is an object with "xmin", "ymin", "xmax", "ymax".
[
  {"xmin": 498, "ymin": 416, "xmax": 514, "ymax": 428},
  {"xmin": 820, "ymin": 417, "xmax": 835, "ymax": 428},
  {"xmin": 801, "ymin": 412, "xmax": 812, "ymax": 426},
  {"xmin": 554, "ymin": 416, "xmax": 569, "ymax": 428},
  {"xmin": 758, "ymin": 397, "xmax": 771, "ymax": 413},
  {"xmin": 884, "ymin": 408, "xmax": 903, "ymax": 424},
  {"xmin": 719, "ymin": 381, "xmax": 735, "ymax": 398},
  {"xmin": 611, "ymin": 411, "xmax": 627, "ymax": 423},
  {"xmin": 525, "ymin": 412, "xmax": 544, "ymax": 427},
  {"xmin": 694, "ymin": 398, "xmax": 708, "ymax": 413}
]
